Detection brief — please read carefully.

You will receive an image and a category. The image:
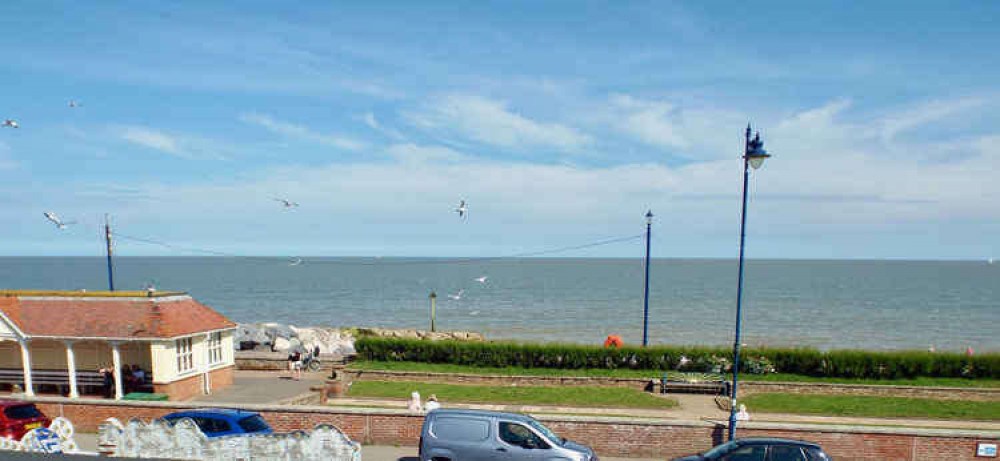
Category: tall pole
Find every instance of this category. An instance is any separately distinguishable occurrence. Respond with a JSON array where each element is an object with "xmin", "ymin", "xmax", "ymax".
[
  {"xmin": 104, "ymin": 214, "xmax": 115, "ymax": 292},
  {"xmin": 429, "ymin": 291, "xmax": 437, "ymax": 332},
  {"xmin": 728, "ymin": 126, "xmax": 753, "ymax": 441},
  {"xmin": 642, "ymin": 210, "xmax": 653, "ymax": 347}
]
